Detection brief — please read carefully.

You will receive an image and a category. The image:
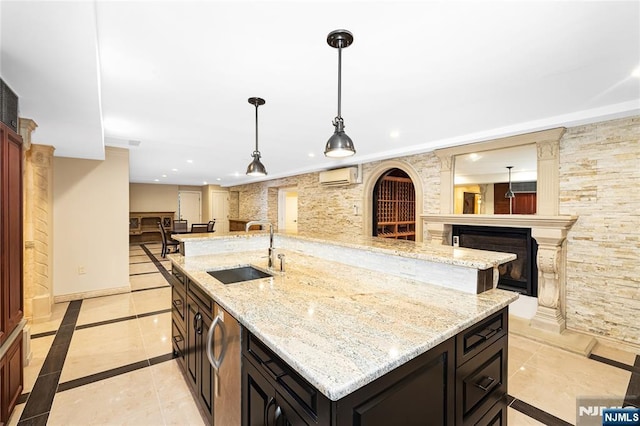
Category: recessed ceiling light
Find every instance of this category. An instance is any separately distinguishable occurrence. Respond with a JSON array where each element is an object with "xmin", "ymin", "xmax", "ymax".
[
  {"xmin": 632, "ymin": 65, "xmax": 640, "ymax": 78},
  {"xmin": 308, "ymin": 152, "xmax": 315, "ymax": 158},
  {"xmin": 162, "ymin": 174, "xmax": 167, "ymax": 178},
  {"xmin": 154, "ymin": 179, "xmax": 159, "ymax": 182},
  {"xmin": 216, "ymin": 178, "xmax": 222, "ymax": 181},
  {"xmin": 187, "ymin": 159, "xmax": 193, "ymax": 163},
  {"xmin": 171, "ymin": 168, "xmax": 178, "ymax": 172},
  {"xmin": 203, "ymin": 181, "xmax": 207, "ymax": 185},
  {"xmin": 234, "ymin": 172, "xmax": 240, "ymax": 177},
  {"xmin": 390, "ymin": 130, "xmax": 400, "ymax": 139}
]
